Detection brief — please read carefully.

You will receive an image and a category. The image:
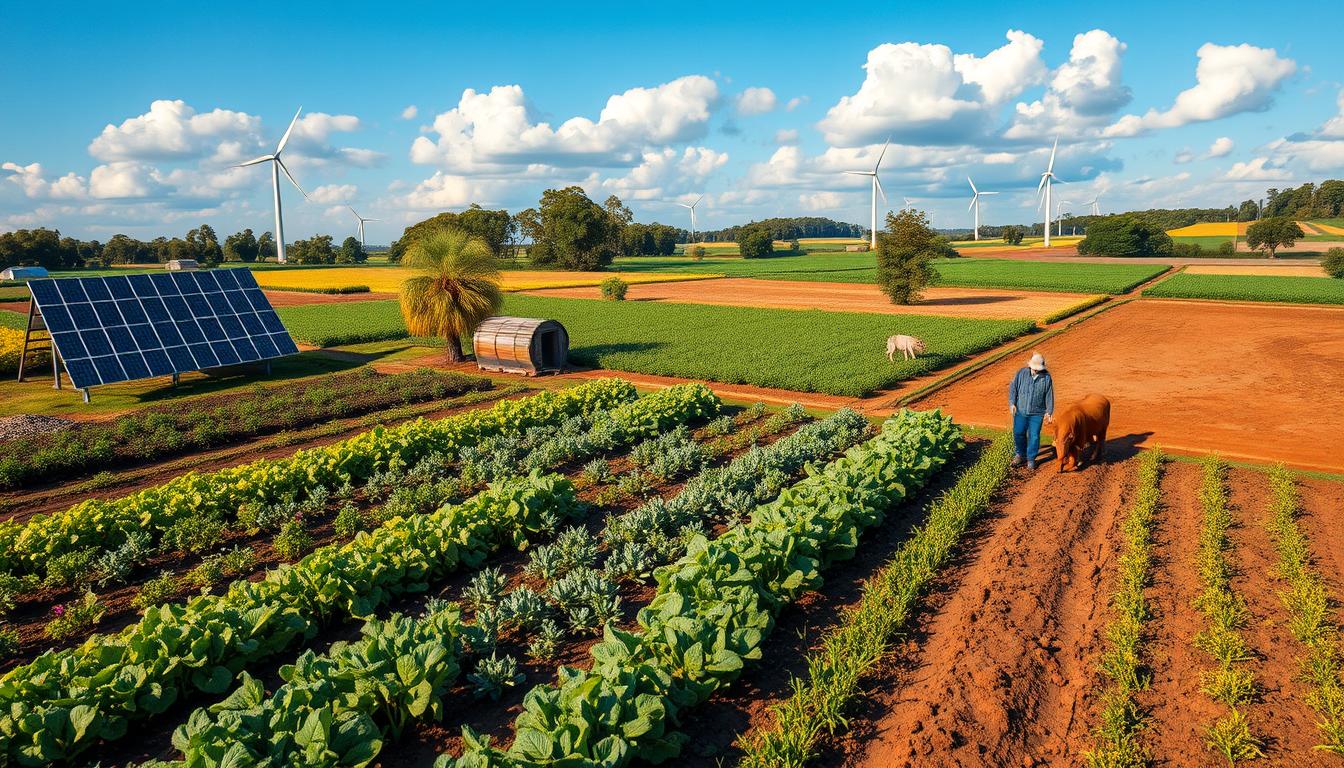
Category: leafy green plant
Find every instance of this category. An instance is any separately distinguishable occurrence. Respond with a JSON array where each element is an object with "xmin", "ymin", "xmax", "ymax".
[
  {"xmin": 0, "ymin": 572, "xmax": 38, "ymax": 618},
  {"xmin": 272, "ymin": 516, "xmax": 314, "ymax": 561},
  {"xmin": 161, "ymin": 511, "xmax": 226, "ymax": 554},
  {"xmin": 0, "ymin": 624, "xmax": 18, "ymax": 661},
  {"xmin": 42, "ymin": 547, "xmax": 99, "ymax": 589},
  {"xmin": 44, "ymin": 591, "xmax": 105, "ymax": 640},
  {"xmin": 464, "ymin": 567, "xmax": 508, "ymax": 610},
  {"xmin": 600, "ymin": 276, "xmax": 628, "ymax": 300},
  {"xmin": 526, "ymin": 619, "xmax": 565, "ymax": 663},
  {"xmin": 94, "ymin": 531, "xmax": 155, "ymax": 586},
  {"xmin": 498, "ymin": 586, "xmax": 548, "ymax": 632},
  {"xmin": 469, "ymin": 654, "xmax": 525, "ymax": 701},
  {"xmin": 580, "ymin": 458, "xmax": 613, "ymax": 485},
  {"xmin": 132, "ymin": 571, "xmax": 180, "ymax": 610}
]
